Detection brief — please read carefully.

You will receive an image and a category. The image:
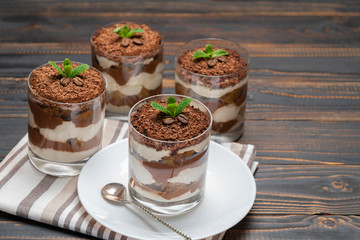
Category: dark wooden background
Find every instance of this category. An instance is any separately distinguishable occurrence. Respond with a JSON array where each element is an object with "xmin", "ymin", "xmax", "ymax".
[{"xmin": 1, "ymin": 0, "xmax": 360, "ymax": 239}]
